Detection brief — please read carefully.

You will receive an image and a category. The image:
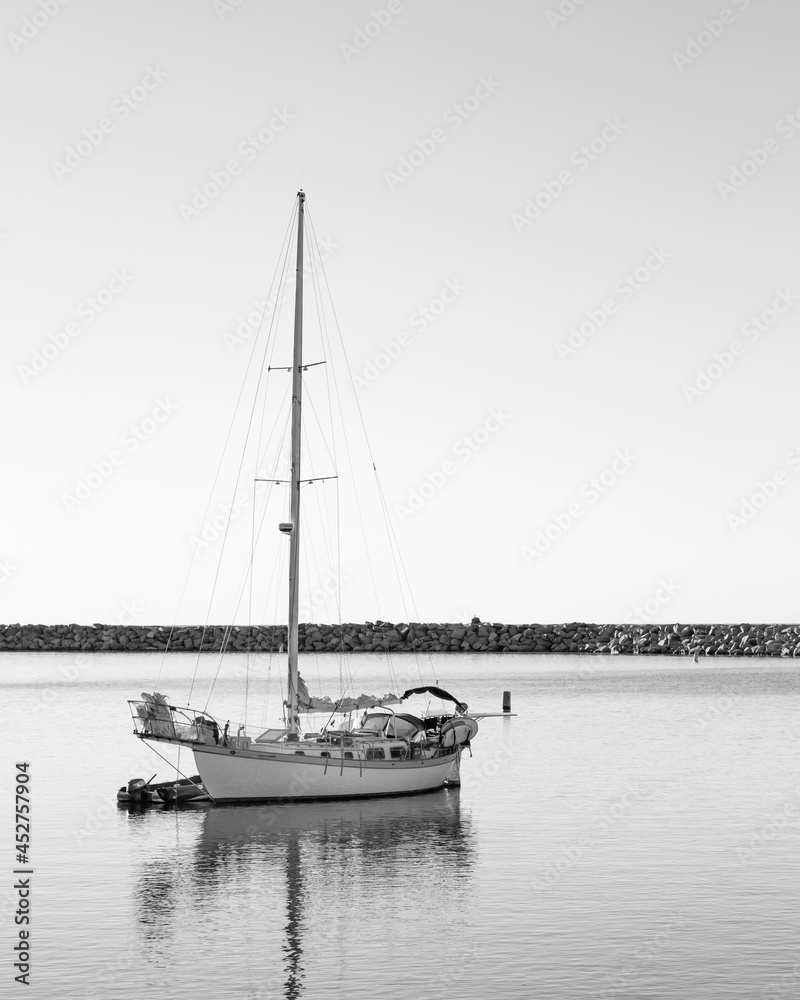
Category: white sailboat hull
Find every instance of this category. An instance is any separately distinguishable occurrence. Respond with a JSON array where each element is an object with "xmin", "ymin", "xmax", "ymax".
[{"xmin": 190, "ymin": 743, "xmax": 459, "ymax": 802}]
